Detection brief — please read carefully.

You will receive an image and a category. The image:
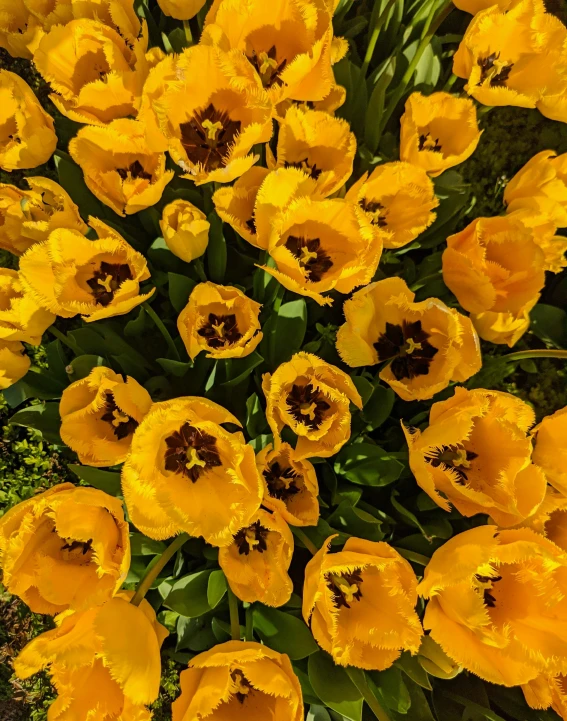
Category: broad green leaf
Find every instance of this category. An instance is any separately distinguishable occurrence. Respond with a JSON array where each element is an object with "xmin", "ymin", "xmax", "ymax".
[
  {"xmin": 369, "ymin": 667, "xmax": 411, "ymax": 713},
  {"xmin": 326, "ymin": 500, "xmax": 384, "ymax": 542},
  {"xmin": 530, "ymin": 304, "xmax": 567, "ymax": 348},
  {"xmin": 207, "ymin": 570, "xmax": 227, "ymax": 608},
  {"xmin": 268, "ymin": 299, "xmax": 307, "ymax": 367},
  {"xmin": 124, "ymin": 308, "xmax": 147, "ymax": 337},
  {"xmin": 69, "ymin": 465, "xmax": 122, "ymax": 496},
  {"xmin": 10, "ymin": 402, "xmax": 62, "ymax": 444},
  {"xmin": 395, "ymin": 652, "xmax": 432, "ymax": 690},
  {"xmin": 253, "ymin": 606, "xmax": 318, "ymax": 660},
  {"xmin": 221, "ymin": 352, "xmax": 263, "ymax": 387},
  {"xmin": 246, "ymin": 392, "xmax": 269, "ymax": 438},
  {"xmin": 168, "ymin": 273, "xmax": 196, "ymax": 313},
  {"xmin": 130, "ymin": 533, "xmax": 166, "ymax": 556},
  {"xmin": 156, "ymin": 358, "xmax": 193, "ymax": 377},
  {"xmin": 308, "ymin": 651, "xmax": 363, "ymax": 721},
  {"xmin": 207, "ymin": 213, "xmax": 227, "ymax": 283},
  {"xmin": 55, "ymin": 151, "xmax": 106, "ymax": 220},
  {"xmin": 68, "ymin": 355, "xmax": 105, "ymax": 380},
  {"xmin": 362, "ymin": 384, "xmax": 395, "ymax": 430},
  {"xmin": 165, "ymin": 570, "xmax": 212, "ymax": 617},
  {"xmin": 307, "ymin": 705, "xmax": 332, "ymax": 721},
  {"xmin": 3, "ymin": 370, "xmax": 66, "ymax": 407},
  {"xmin": 351, "ymin": 376, "xmax": 374, "ymax": 406},
  {"xmin": 335, "ymin": 443, "xmax": 404, "ymax": 486}
]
